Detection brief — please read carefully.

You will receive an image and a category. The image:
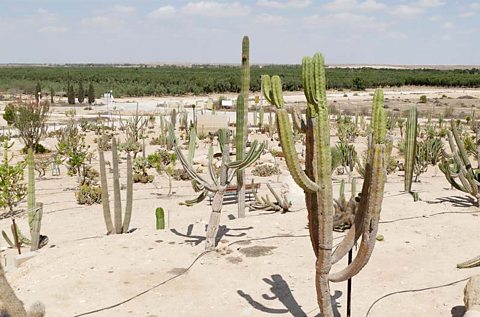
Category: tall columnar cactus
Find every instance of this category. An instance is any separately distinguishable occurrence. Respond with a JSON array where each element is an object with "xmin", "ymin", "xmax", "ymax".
[
  {"xmin": 98, "ymin": 138, "xmax": 133, "ymax": 234},
  {"xmin": 404, "ymin": 105, "xmax": 417, "ymax": 192},
  {"xmin": 262, "ymin": 53, "xmax": 386, "ymax": 317},
  {"xmin": 176, "ymin": 129, "xmax": 264, "ymax": 250},
  {"xmin": 440, "ymin": 120, "xmax": 480, "ymax": 206},
  {"xmin": 236, "ymin": 35, "xmax": 250, "ymax": 218},
  {"xmin": 258, "ymin": 106, "xmax": 264, "ymax": 129},
  {"xmin": 27, "ymin": 148, "xmax": 35, "ymax": 228}
]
